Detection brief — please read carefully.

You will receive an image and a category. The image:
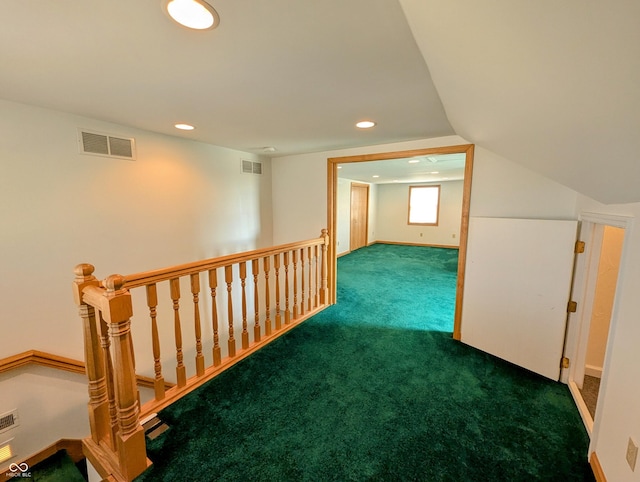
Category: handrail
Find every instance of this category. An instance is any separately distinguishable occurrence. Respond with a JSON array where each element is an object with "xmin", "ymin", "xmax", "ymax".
[
  {"xmin": 73, "ymin": 230, "xmax": 330, "ymax": 481},
  {"xmin": 123, "ymin": 237, "xmax": 325, "ymax": 289}
]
